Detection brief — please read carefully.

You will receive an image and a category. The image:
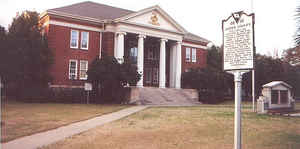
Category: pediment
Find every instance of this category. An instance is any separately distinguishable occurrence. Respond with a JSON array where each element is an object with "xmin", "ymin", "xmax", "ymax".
[{"xmin": 116, "ymin": 6, "xmax": 186, "ymax": 33}]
